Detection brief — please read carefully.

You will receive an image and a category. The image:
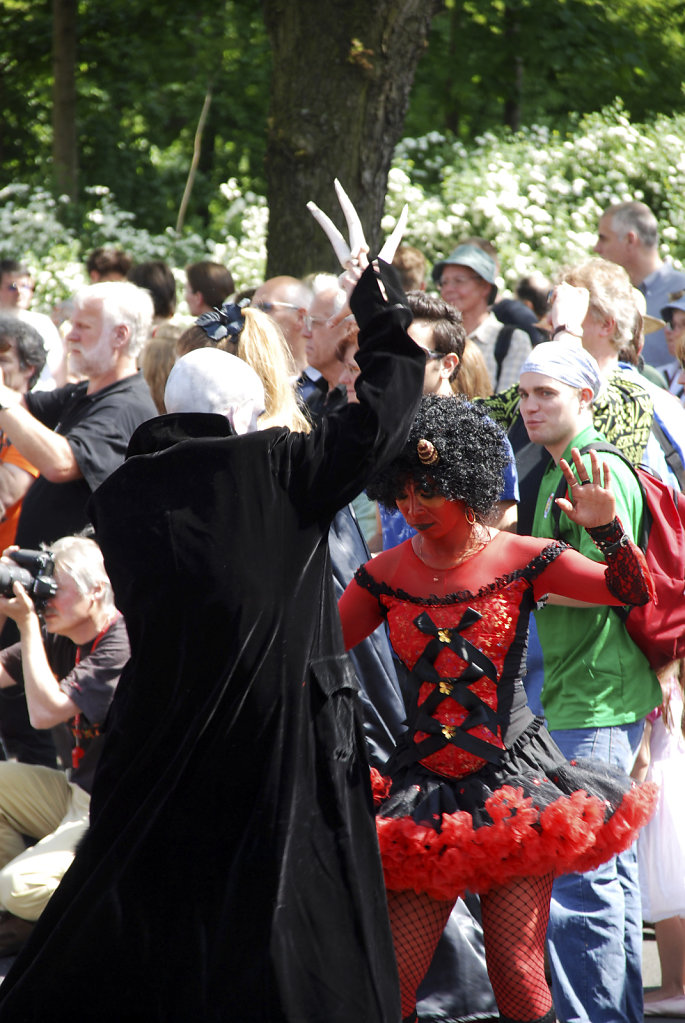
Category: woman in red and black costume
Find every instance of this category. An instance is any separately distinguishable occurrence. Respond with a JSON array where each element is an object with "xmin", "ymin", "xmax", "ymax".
[{"xmin": 339, "ymin": 394, "xmax": 658, "ymax": 1023}]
